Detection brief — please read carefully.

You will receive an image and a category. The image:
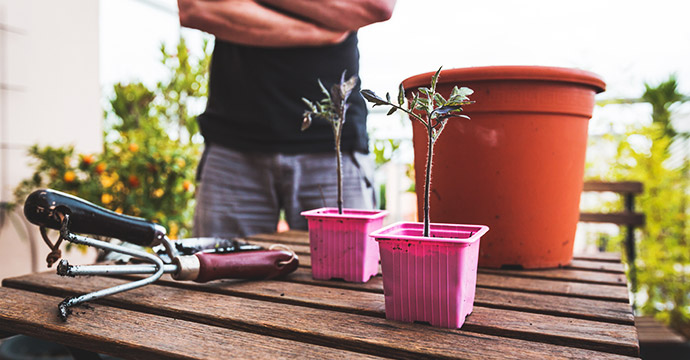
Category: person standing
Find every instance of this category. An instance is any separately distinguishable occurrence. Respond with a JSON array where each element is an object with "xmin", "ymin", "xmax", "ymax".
[{"xmin": 177, "ymin": 0, "xmax": 397, "ymax": 238}]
